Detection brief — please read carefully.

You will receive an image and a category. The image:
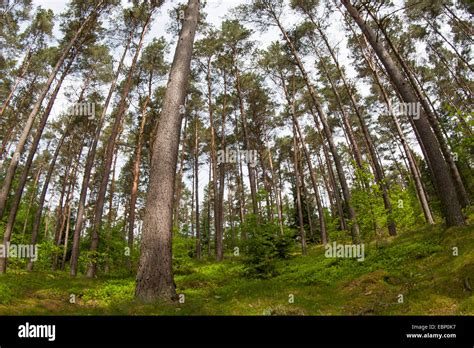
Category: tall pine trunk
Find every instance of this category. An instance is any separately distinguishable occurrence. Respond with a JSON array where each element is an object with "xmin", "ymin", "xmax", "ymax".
[{"xmin": 135, "ymin": 0, "xmax": 199, "ymax": 302}]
